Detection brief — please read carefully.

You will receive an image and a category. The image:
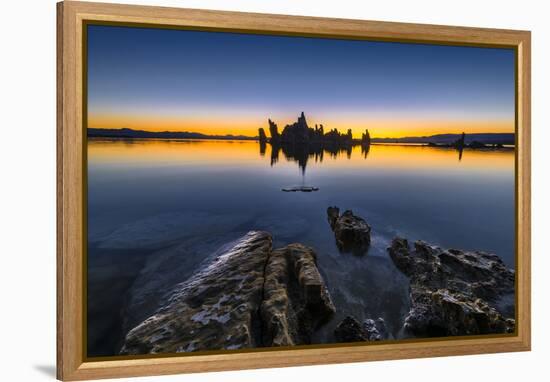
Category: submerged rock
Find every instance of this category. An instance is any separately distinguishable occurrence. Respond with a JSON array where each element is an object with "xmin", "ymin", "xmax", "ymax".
[
  {"xmin": 334, "ymin": 315, "xmax": 387, "ymax": 343},
  {"xmin": 120, "ymin": 232, "xmax": 334, "ymax": 354},
  {"xmin": 281, "ymin": 186, "xmax": 319, "ymax": 192},
  {"xmin": 326, "ymin": 207, "xmax": 371, "ymax": 255},
  {"xmin": 387, "ymin": 238, "xmax": 515, "ymax": 337}
]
